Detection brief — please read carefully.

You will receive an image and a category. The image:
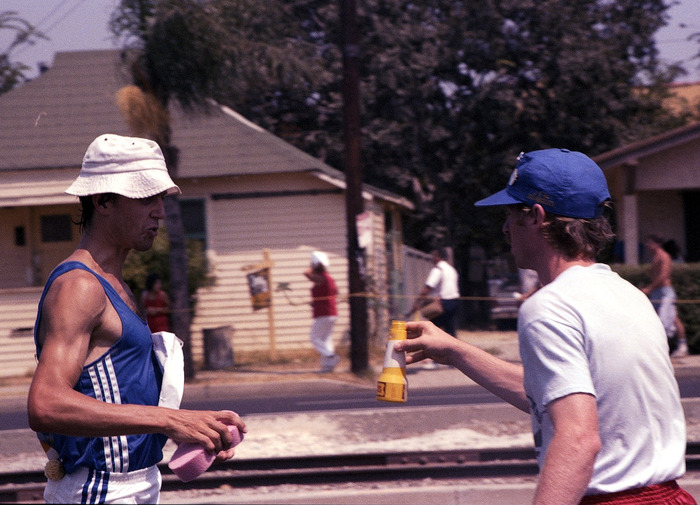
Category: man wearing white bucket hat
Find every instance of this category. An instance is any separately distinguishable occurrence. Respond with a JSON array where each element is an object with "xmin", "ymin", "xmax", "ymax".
[
  {"xmin": 304, "ymin": 251, "xmax": 340, "ymax": 372},
  {"xmin": 27, "ymin": 134, "xmax": 245, "ymax": 503}
]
